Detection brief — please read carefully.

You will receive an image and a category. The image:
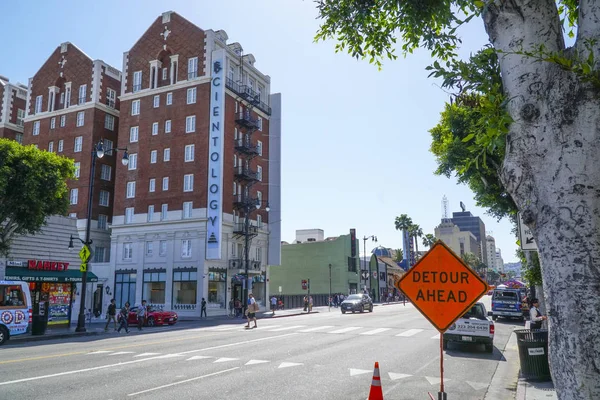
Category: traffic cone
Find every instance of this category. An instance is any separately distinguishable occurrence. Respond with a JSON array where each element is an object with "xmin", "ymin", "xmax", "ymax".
[{"xmin": 368, "ymin": 361, "xmax": 384, "ymax": 400}]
